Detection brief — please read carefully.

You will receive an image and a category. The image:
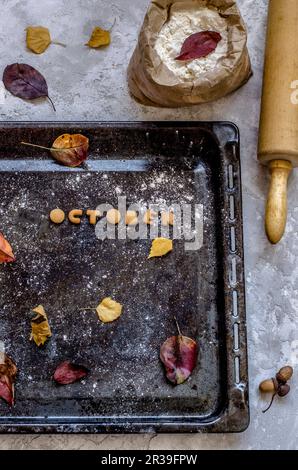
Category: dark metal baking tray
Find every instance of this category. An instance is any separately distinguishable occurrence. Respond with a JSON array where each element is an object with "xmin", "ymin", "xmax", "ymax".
[{"xmin": 0, "ymin": 121, "xmax": 248, "ymax": 433}]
